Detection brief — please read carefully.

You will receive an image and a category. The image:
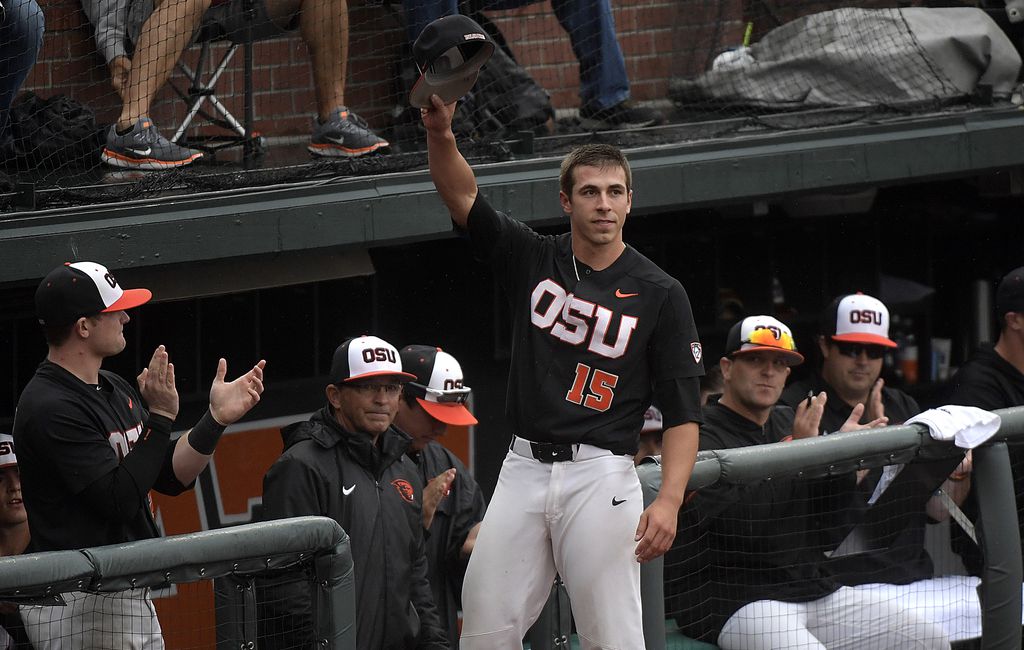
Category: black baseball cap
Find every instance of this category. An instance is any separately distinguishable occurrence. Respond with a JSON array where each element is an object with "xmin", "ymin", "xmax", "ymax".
[
  {"xmin": 329, "ymin": 335, "xmax": 417, "ymax": 384},
  {"xmin": 409, "ymin": 15, "xmax": 495, "ymax": 109},
  {"xmin": 36, "ymin": 261, "xmax": 152, "ymax": 327},
  {"xmin": 724, "ymin": 315, "xmax": 804, "ymax": 366},
  {"xmin": 996, "ymin": 266, "xmax": 1024, "ymax": 320},
  {"xmin": 399, "ymin": 345, "xmax": 477, "ymax": 426}
]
